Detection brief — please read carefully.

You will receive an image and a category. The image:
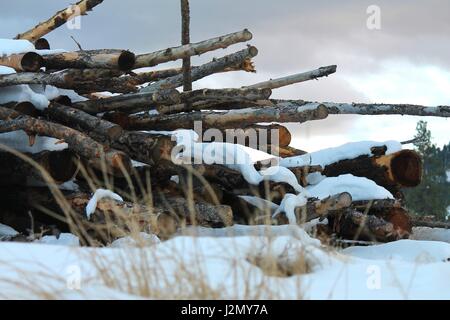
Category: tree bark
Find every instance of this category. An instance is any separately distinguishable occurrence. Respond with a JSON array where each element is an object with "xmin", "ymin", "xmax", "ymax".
[
  {"xmin": 0, "ymin": 69, "xmax": 124, "ymax": 93},
  {"xmin": 72, "ymin": 89, "xmax": 180, "ymax": 114},
  {"xmin": 0, "ymin": 107, "xmax": 131, "ymax": 175},
  {"xmin": 0, "ymin": 52, "xmax": 44, "ymax": 72},
  {"xmin": 14, "ymin": 0, "xmax": 104, "ymax": 42},
  {"xmin": 245, "ymin": 65, "xmax": 337, "ymax": 90},
  {"xmin": 134, "ymin": 29, "xmax": 253, "ymax": 68},
  {"xmin": 122, "ymin": 99, "xmax": 328, "ymax": 131},
  {"xmin": 140, "ymin": 46, "xmax": 258, "ymax": 93},
  {"xmin": 0, "ymin": 149, "xmax": 77, "ymax": 185},
  {"xmin": 43, "ymin": 49, "xmax": 136, "ymax": 70}
]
